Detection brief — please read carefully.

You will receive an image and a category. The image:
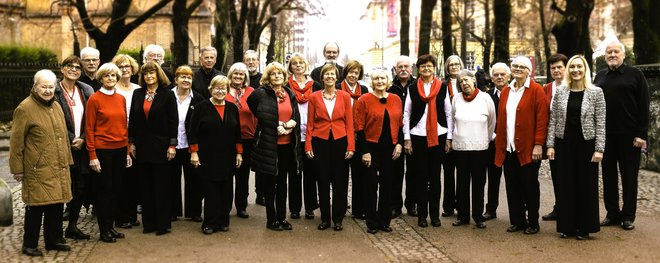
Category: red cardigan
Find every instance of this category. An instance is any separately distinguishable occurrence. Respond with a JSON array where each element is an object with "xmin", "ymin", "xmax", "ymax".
[
  {"xmin": 305, "ymin": 90, "xmax": 355, "ymax": 152},
  {"xmin": 494, "ymin": 81, "xmax": 548, "ymax": 167},
  {"xmin": 354, "ymin": 93, "xmax": 403, "ymax": 145},
  {"xmin": 543, "ymin": 82, "xmax": 554, "ymax": 108}
]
